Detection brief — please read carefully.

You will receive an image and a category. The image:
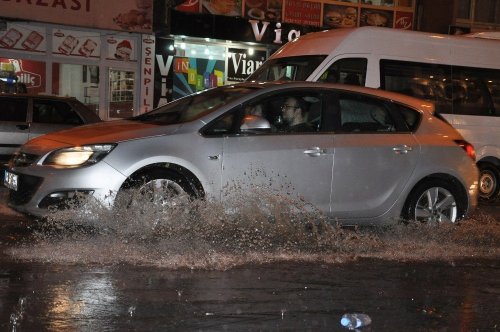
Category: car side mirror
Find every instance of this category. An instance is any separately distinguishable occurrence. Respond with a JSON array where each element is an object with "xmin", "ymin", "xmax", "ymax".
[{"xmin": 240, "ymin": 115, "xmax": 271, "ymax": 132}]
